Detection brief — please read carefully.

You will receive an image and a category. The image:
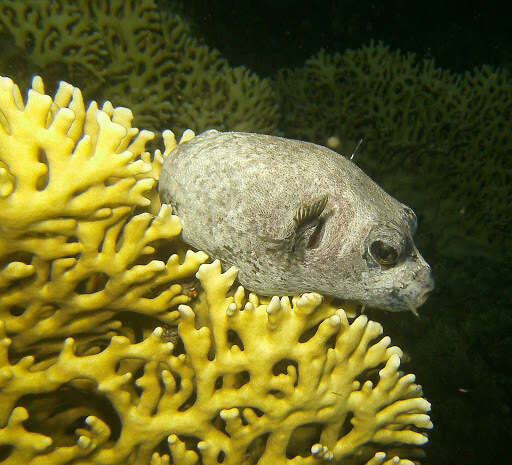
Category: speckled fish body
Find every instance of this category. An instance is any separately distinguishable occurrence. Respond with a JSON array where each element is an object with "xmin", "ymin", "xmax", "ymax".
[{"xmin": 159, "ymin": 130, "xmax": 434, "ymax": 312}]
